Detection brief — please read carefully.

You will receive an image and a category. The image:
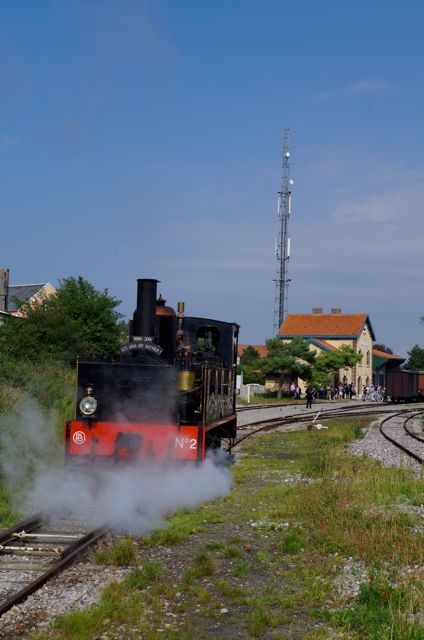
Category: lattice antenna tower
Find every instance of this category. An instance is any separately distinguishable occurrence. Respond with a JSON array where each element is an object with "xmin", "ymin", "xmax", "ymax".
[{"xmin": 273, "ymin": 129, "xmax": 293, "ymax": 336}]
